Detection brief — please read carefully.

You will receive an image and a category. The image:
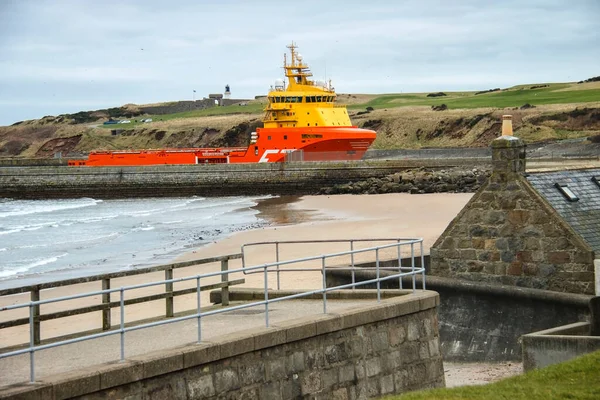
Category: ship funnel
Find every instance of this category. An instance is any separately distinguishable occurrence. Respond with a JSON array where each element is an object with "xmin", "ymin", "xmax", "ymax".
[{"xmin": 501, "ymin": 115, "xmax": 513, "ymax": 136}]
